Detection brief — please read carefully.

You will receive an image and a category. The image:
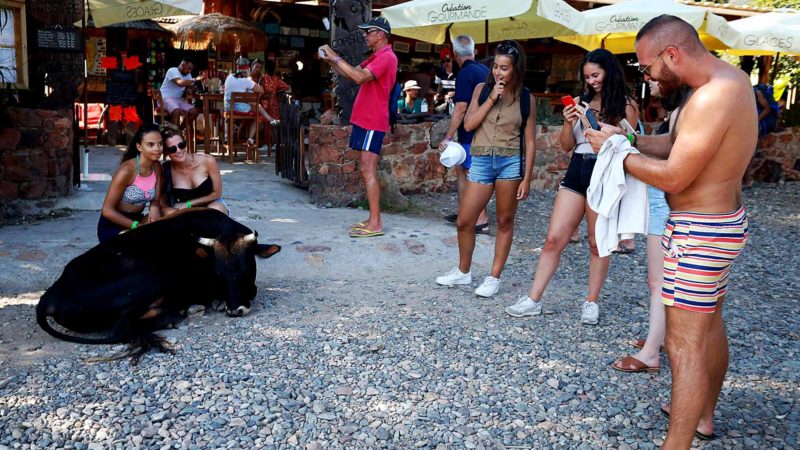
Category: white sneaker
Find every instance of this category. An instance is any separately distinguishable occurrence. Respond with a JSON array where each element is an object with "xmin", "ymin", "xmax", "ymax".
[
  {"xmin": 474, "ymin": 276, "xmax": 500, "ymax": 298},
  {"xmin": 436, "ymin": 267, "xmax": 472, "ymax": 287},
  {"xmin": 580, "ymin": 301, "xmax": 600, "ymax": 325},
  {"xmin": 505, "ymin": 296, "xmax": 542, "ymax": 317}
]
